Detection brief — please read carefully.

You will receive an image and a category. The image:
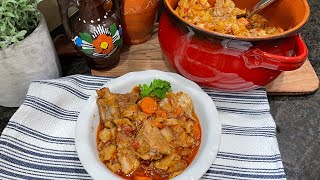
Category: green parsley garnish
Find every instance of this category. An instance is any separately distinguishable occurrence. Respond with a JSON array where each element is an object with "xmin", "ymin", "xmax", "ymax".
[{"xmin": 139, "ymin": 79, "xmax": 172, "ymax": 99}]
